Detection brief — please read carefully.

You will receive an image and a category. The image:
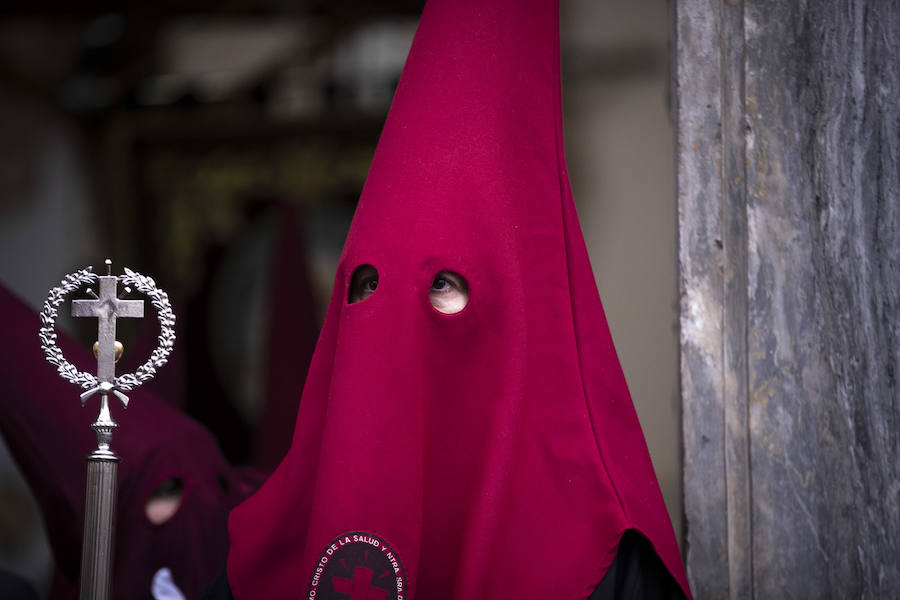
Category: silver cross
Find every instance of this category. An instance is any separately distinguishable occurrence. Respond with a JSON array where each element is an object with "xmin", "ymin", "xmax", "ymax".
[{"xmin": 72, "ymin": 259, "xmax": 144, "ymax": 391}]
